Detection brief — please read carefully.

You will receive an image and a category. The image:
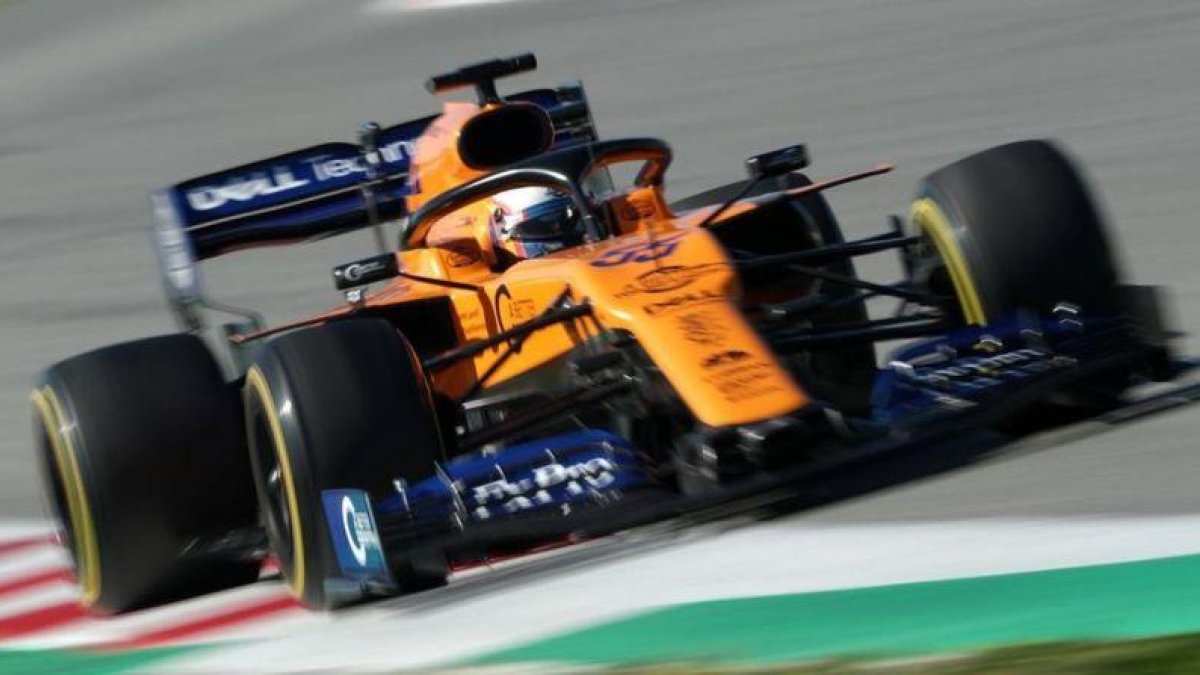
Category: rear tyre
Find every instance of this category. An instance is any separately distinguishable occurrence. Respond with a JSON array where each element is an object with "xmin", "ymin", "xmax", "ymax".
[
  {"xmin": 911, "ymin": 140, "xmax": 1122, "ymax": 324},
  {"xmin": 244, "ymin": 319, "xmax": 448, "ymax": 610},
  {"xmin": 32, "ymin": 335, "xmax": 259, "ymax": 614}
]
